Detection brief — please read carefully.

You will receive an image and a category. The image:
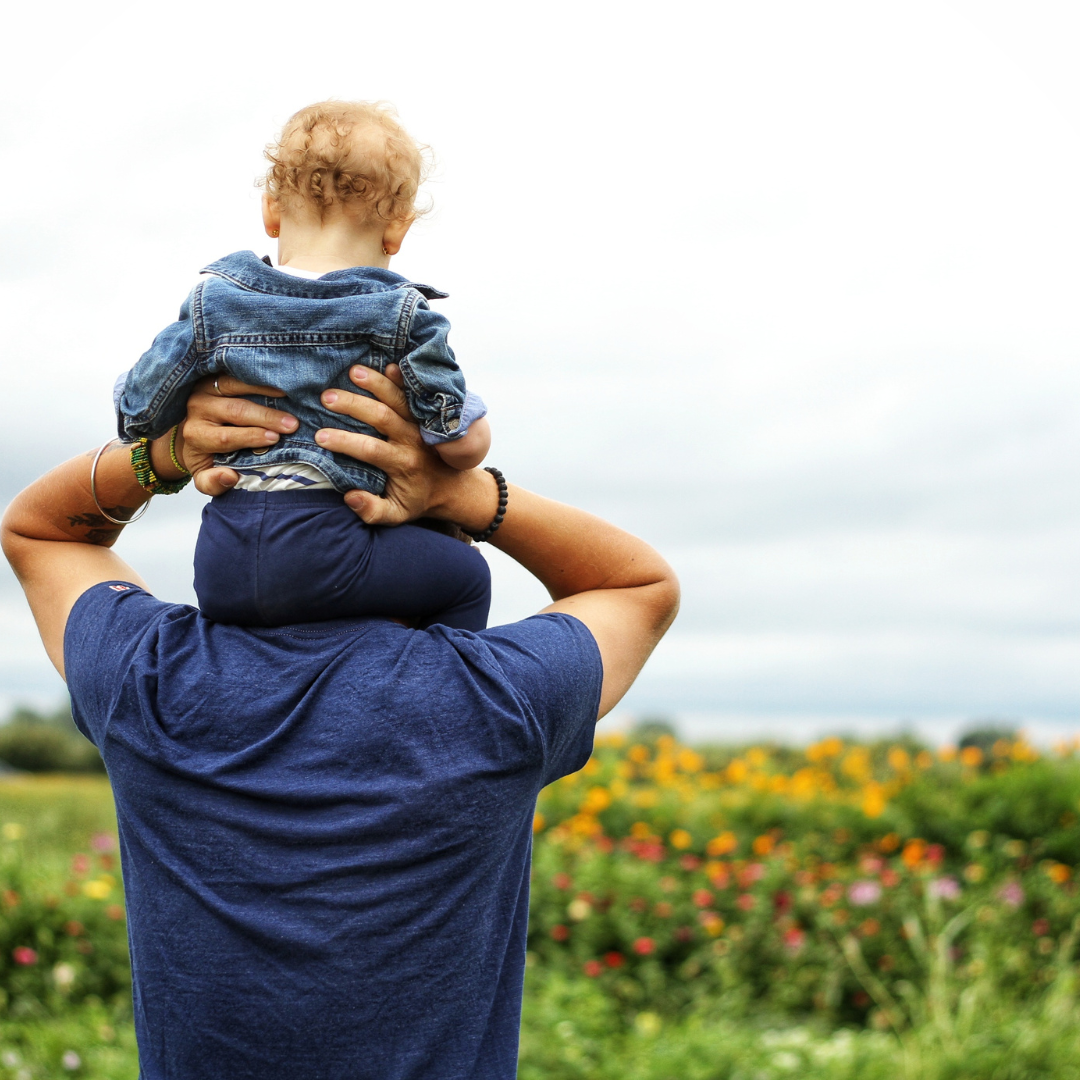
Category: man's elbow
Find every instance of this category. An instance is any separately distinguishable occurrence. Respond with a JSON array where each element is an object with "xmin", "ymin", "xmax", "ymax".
[{"xmin": 650, "ymin": 565, "xmax": 681, "ymax": 636}]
